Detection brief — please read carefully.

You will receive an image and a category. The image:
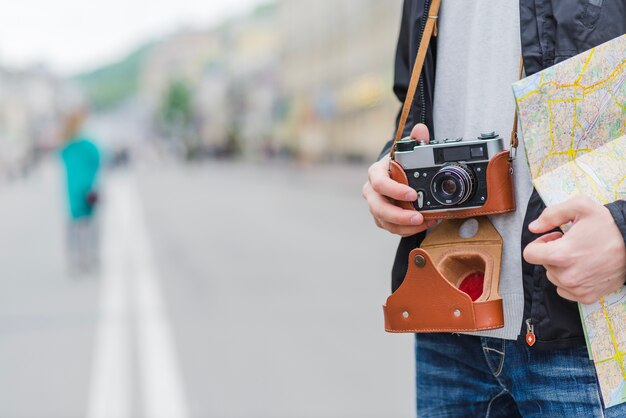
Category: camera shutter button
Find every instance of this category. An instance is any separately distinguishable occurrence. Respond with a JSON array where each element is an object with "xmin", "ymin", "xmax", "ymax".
[{"xmin": 479, "ymin": 131, "xmax": 497, "ymax": 140}]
